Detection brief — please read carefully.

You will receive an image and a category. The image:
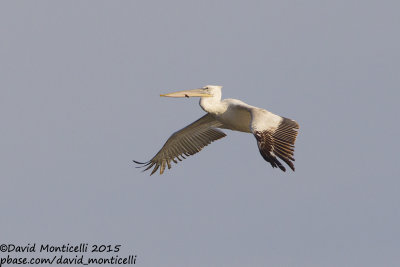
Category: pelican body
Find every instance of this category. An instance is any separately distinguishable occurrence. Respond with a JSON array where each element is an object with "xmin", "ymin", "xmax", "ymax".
[{"xmin": 134, "ymin": 85, "xmax": 299, "ymax": 175}]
